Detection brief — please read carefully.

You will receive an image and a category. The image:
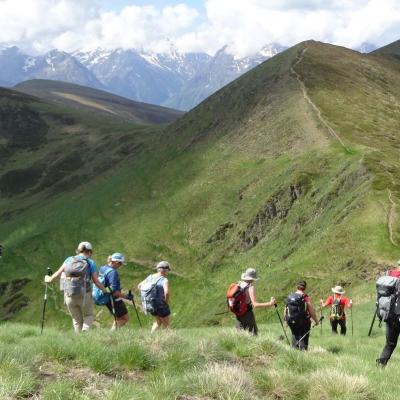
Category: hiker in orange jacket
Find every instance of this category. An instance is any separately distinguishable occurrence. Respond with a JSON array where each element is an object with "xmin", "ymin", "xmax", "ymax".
[{"xmin": 320, "ymin": 285, "xmax": 352, "ymax": 335}]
